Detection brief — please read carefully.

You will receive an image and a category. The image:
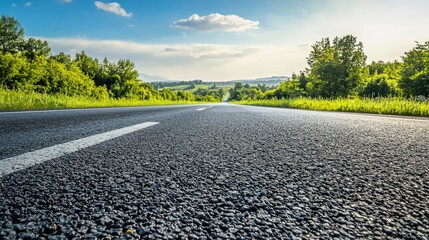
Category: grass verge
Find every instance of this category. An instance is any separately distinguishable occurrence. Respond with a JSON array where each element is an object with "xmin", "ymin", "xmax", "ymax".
[
  {"xmin": 0, "ymin": 89, "xmax": 210, "ymax": 111},
  {"xmin": 234, "ymin": 97, "xmax": 429, "ymax": 117}
]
